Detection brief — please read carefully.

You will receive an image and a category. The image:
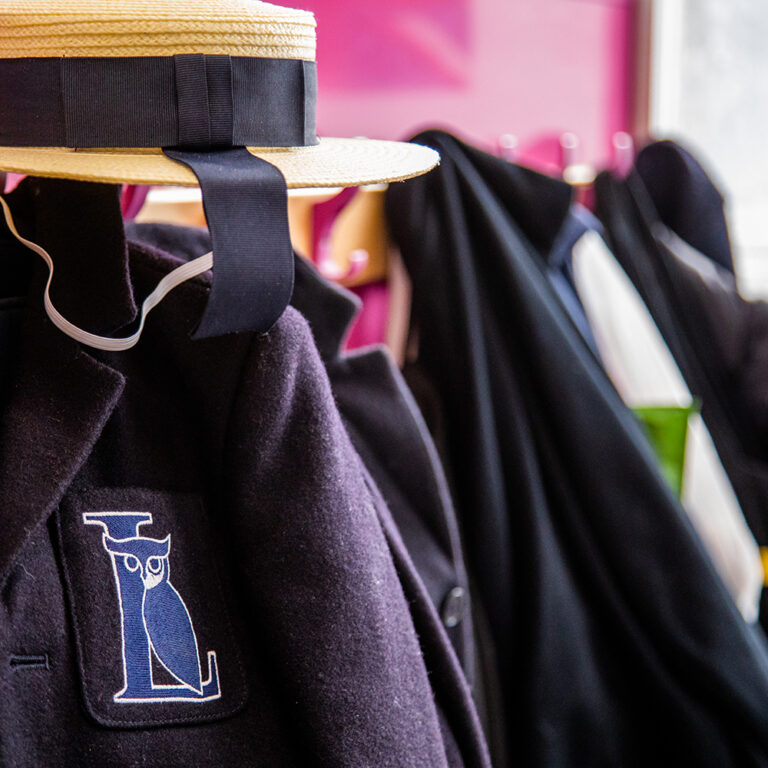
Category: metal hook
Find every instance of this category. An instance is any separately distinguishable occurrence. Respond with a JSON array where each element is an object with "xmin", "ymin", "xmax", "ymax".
[
  {"xmin": 312, "ymin": 187, "xmax": 370, "ymax": 282},
  {"xmin": 560, "ymin": 132, "xmax": 580, "ymax": 173},
  {"xmin": 612, "ymin": 131, "xmax": 635, "ymax": 178},
  {"xmin": 319, "ymin": 247, "xmax": 370, "ymax": 282},
  {"xmin": 497, "ymin": 133, "xmax": 519, "ymax": 162},
  {"xmin": 560, "ymin": 132, "xmax": 596, "ymax": 186}
]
